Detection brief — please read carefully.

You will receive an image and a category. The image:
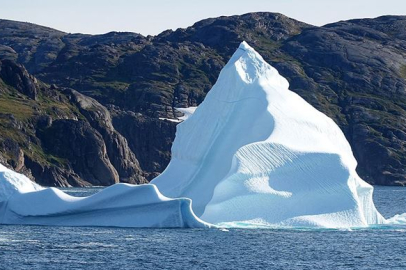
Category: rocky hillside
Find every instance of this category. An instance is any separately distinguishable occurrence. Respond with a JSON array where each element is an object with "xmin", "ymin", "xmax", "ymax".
[
  {"xmin": 0, "ymin": 13, "xmax": 405, "ymax": 186},
  {"xmin": 0, "ymin": 59, "xmax": 147, "ymax": 186}
]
